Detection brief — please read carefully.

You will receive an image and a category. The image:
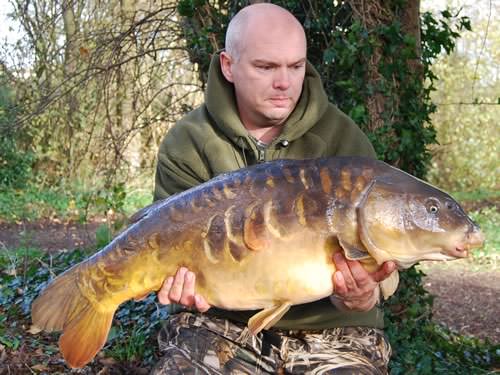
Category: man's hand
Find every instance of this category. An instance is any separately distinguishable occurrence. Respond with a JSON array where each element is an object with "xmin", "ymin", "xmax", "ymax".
[
  {"xmin": 157, "ymin": 267, "xmax": 211, "ymax": 312},
  {"xmin": 330, "ymin": 253, "xmax": 396, "ymax": 312}
]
